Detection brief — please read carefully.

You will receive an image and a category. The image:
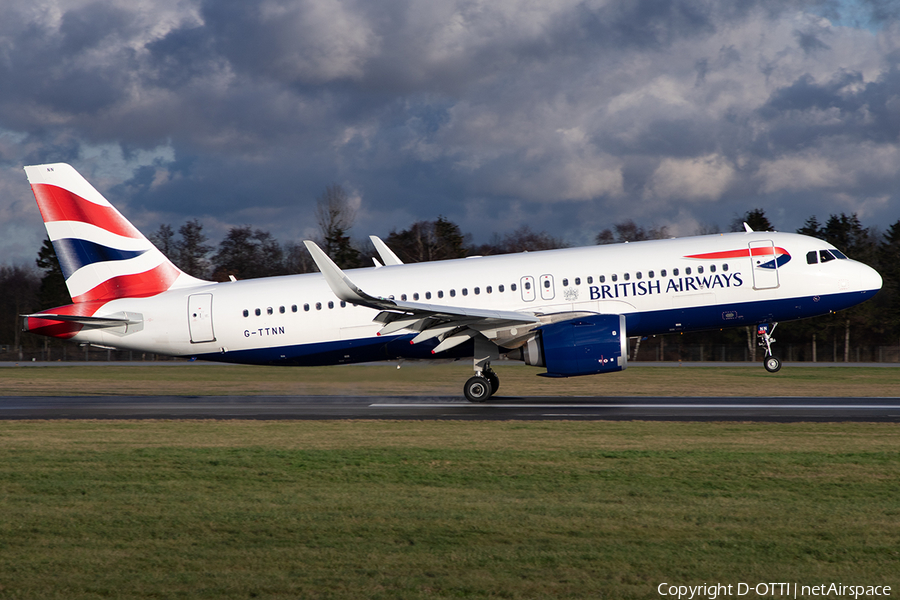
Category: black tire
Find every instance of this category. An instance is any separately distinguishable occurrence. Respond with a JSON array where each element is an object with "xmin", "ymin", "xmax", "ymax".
[
  {"xmin": 484, "ymin": 370, "xmax": 500, "ymax": 395},
  {"xmin": 764, "ymin": 356, "xmax": 782, "ymax": 373},
  {"xmin": 464, "ymin": 376, "xmax": 492, "ymax": 402}
]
